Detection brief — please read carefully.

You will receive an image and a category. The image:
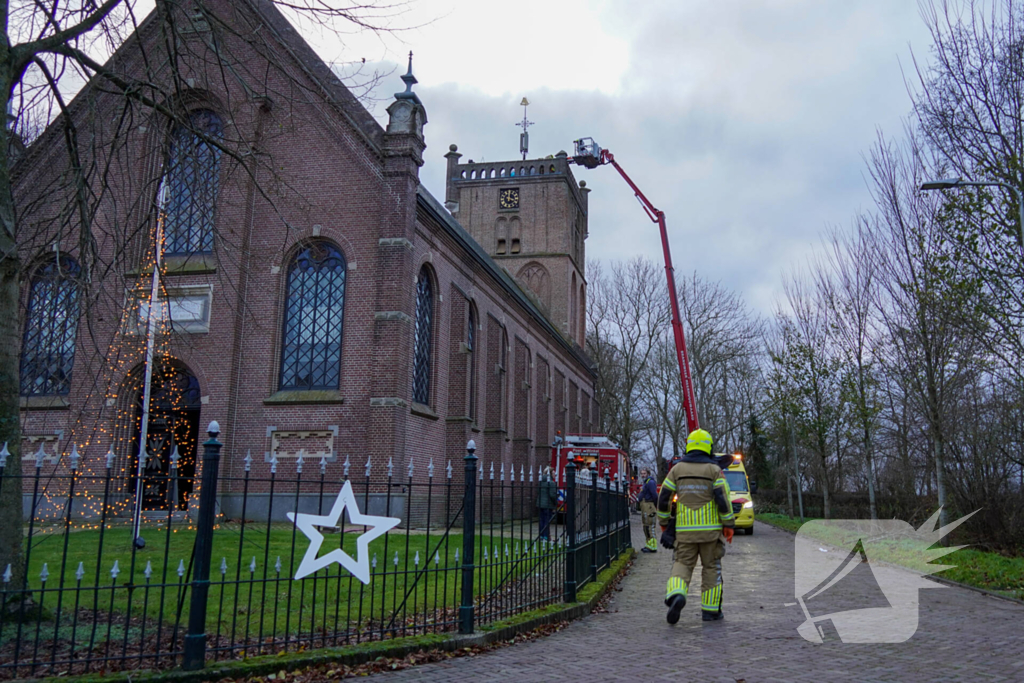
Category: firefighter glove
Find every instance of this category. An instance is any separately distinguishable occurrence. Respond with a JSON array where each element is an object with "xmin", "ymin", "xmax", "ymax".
[
  {"xmin": 660, "ymin": 526, "xmax": 676, "ymax": 549},
  {"xmin": 723, "ymin": 527, "xmax": 734, "ymax": 544}
]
